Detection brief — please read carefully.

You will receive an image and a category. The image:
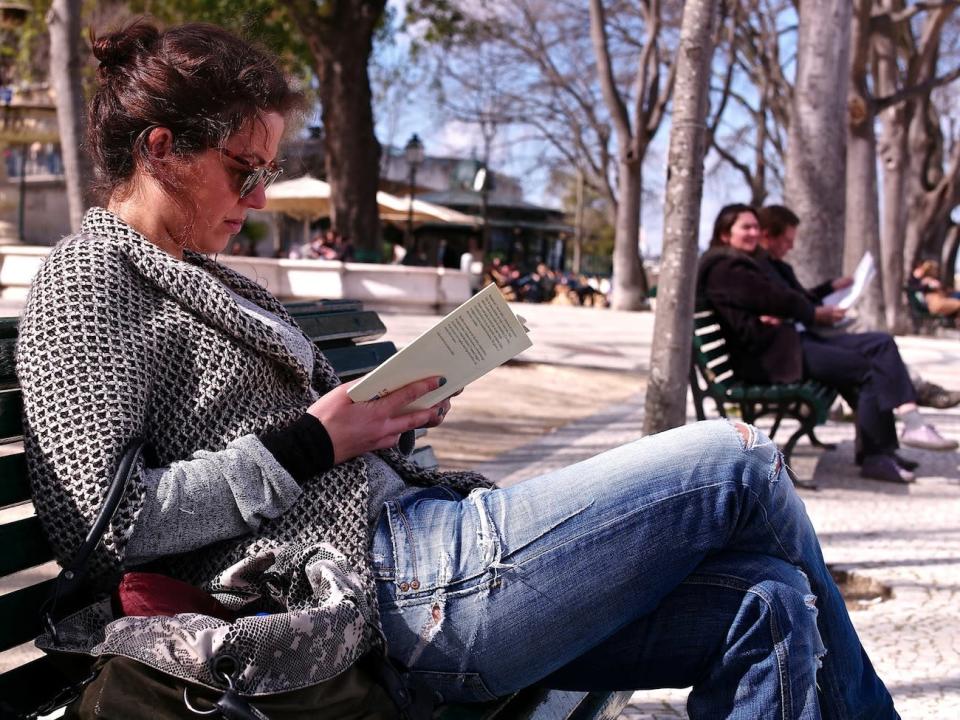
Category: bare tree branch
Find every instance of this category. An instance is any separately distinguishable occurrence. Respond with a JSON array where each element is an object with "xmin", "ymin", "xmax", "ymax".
[{"xmin": 875, "ymin": 63, "xmax": 960, "ymax": 109}]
